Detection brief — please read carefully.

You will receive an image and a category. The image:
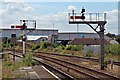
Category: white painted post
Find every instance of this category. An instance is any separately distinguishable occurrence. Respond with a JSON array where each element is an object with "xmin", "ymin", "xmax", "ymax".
[{"xmin": 23, "ymin": 30, "xmax": 25, "ymax": 57}]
